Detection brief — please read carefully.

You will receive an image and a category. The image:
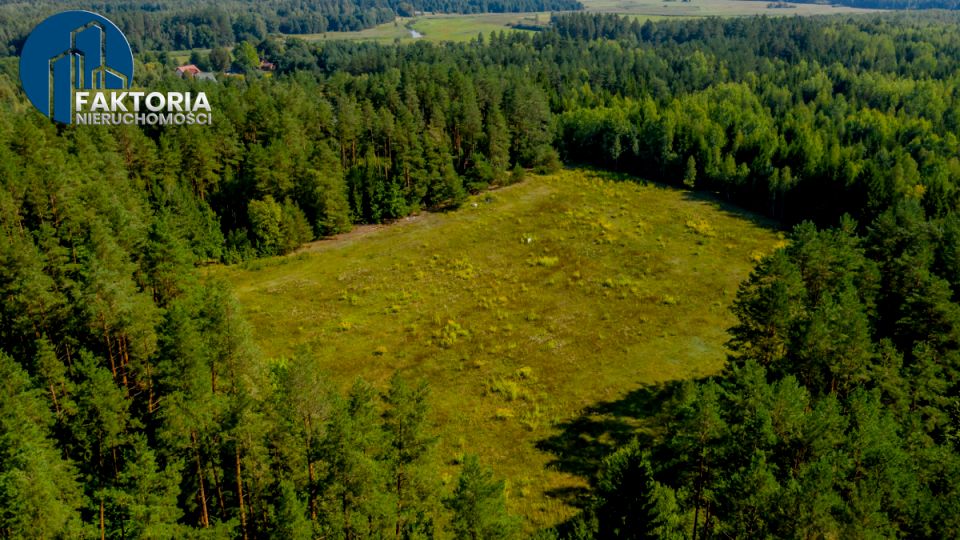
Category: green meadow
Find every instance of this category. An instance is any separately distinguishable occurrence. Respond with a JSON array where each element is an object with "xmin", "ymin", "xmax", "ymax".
[
  {"xmin": 215, "ymin": 169, "xmax": 781, "ymax": 529},
  {"xmin": 581, "ymin": 0, "xmax": 876, "ymax": 16},
  {"xmin": 297, "ymin": 13, "xmax": 549, "ymax": 43},
  {"xmin": 309, "ymin": 0, "xmax": 878, "ymax": 43},
  {"xmin": 411, "ymin": 12, "xmax": 551, "ymax": 40},
  {"xmin": 294, "ymin": 19, "xmax": 418, "ymax": 43}
]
